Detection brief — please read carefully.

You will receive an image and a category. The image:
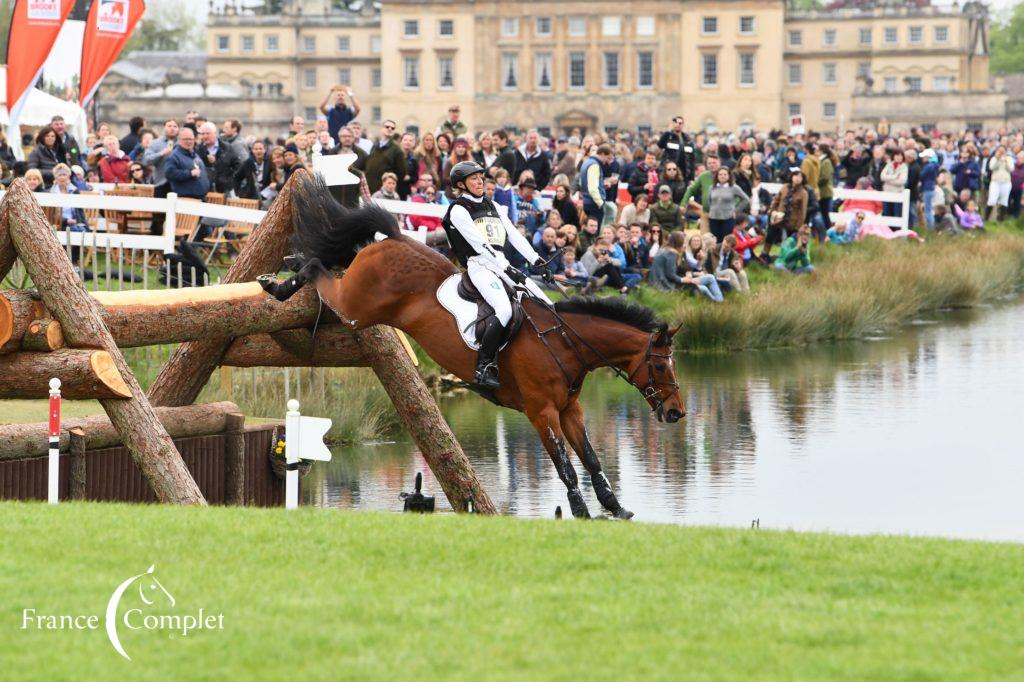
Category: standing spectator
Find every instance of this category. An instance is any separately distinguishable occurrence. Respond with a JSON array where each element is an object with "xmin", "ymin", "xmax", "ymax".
[
  {"xmin": 952, "ymin": 149, "xmax": 981, "ymax": 196},
  {"xmin": 707, "ymin": 167, "xmax": 750, "ymax": 242},
  {"xmin": 319, "ymin": 85, "xmax": 361, "ymax": 142},
  {"xmin": 1009, "ymin": 151, "xmax": 1024, "ymax": 219},
  {"xmin": 128, "ymin": 128, "xmax": 155, "ymax": 161},
  {"xmin": 880, "ymin": 149, "xmax": 909, "ymax": 218},
  {"xmin": 98, "ymin": 136, "xmax": 131, "ymax": 183},
  {"xmin": 551, "ymin": 137, "xmax": 577, "ymax": 184},
  {"xmin": 50, "ymin": 115, "xmax": 82, "ymax": 167},
  {"xmin": 27, "ymin": 126, "xmax": 61, "ymax": 186},
  {"xmin": 817, "ymin": 145, "xmax": 837, "ymax": 232},
  {"xmin": 371, "ymin": 172, "xmax": 404, "ymax": 226},
  {"xmin": 681, "ymin": 154, "xmax": 722, "ymax": 234},
  {"xmin": 142, "ymin": 118, "xmax": 179, "ymax": 235},
  {"xmin": 841, "ymin": 143, "xmax": 870, "ymax": 188},
  {"xmin": 919, "ymin": 149, "xmax": 940, "ymax": 230},
  {"xmin": 414, "ymin": 132, "xmax": 443, "ymax": 186},
  {"xmin": 49, "ymin": 164, "xmax": 87, "ymax": 229},
  {"xmin": 473, "ymin": 131, "xmax": 498, "ymax": 169},
  {"xmin": 437, "ymin": 104, "xmax": 467, "ymax": 138},
  {"xmin": 650, "ymin": 185, "xmax": 683, "ymax": 232},
  {"xmin": 234, "ymin": 139, "xmax": 269, "ymax": 200},
  {"xmin": 350, "ymin": 121, "xmax": 373, "ymax": 154},
  {"xmin": 325, "ymin": 126, "xmax": 368, "ymax": 208},
  {"xmin": 397, "ymin": 132, "xmax": 417, "ymax": 199},
  {"xmin": 763, "ymin": 168, "xmax": 808, "ymax": 262},
  {"xmin": 197, "ymin": 121, "xmax": 240, "ymax": 195},
  {"xmin": 119, "ymin": 116, "xmax": 145, "ymax": 156},
  {"xmin": 627, "ymin": 150, "xmax": 660, "ymax": 202},
  {"xmin": 0, "ymin": 129, "xmax": 15, "ymax": 172},
  {"xmin": 364, "ymin": 120, "xmax": 405, "ymax": 193},
  {"xmin": 288, "ymin": 115, "xmax": 305, "ymax": 138},
  {"xmin": 579, "ymin": 144, "xmax": 613, "ymax": 226},
  {"xmin": 164, "ymin": 127, "xmax": 211, "ymax": 200},
  {"xmin": 800, "ymin": 143, "xmax": 820, "ymax": 191},
  {"xmin": 514, "ymin": 129, "xmax": 551, "ymax": 188},
  {"xmin": 491, "ymin": 168, "xmax": 517, "ymax": 224},
  {"xmin": 868, "ymin": 145, "xmax": 887, "ymax": 191},
  {"xmin": 985, "ymin": 146, "xmax": 1014, "ymax": 222},
  {"xmin": 905, "ymin": 149, "xmax": 923, "ymax": 228},
  {"xmin": 443, "ymin": 137, "xmax": 475, "ymax": 194},
  {"xmin": 490, "ymin": 129, "xmax": 517, "ymax": 178},
  {"xmin": 659, "ymin": 162, "xmax": 687, "ymax": 203},
  {"xmin": 657, "ymin": 116, "xmax": 696, "ymax": 183},
  {"xmin": 222, "ymin": 120, "xmax": 250, "ymax": 163}
]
